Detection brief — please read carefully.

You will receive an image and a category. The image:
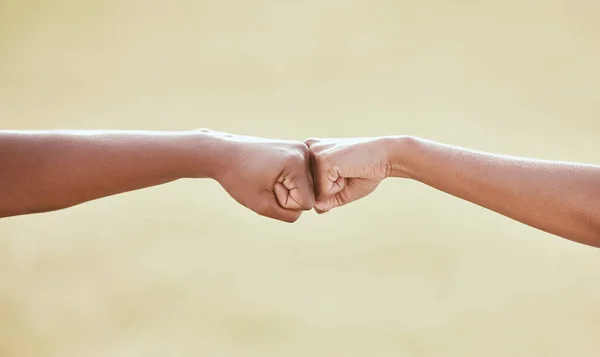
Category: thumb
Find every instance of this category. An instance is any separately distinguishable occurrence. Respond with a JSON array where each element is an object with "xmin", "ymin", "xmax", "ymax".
[
  {"xmin": 314, "ymin": 178, "xmax": 375, "ymax": 213},
  {"xmin": 314, "ymin": 194, "xmax": 342, "ymax": 214},
  {"xmin": 312, "ymin": 161, "xmax": 346, "ymax": 201}
]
